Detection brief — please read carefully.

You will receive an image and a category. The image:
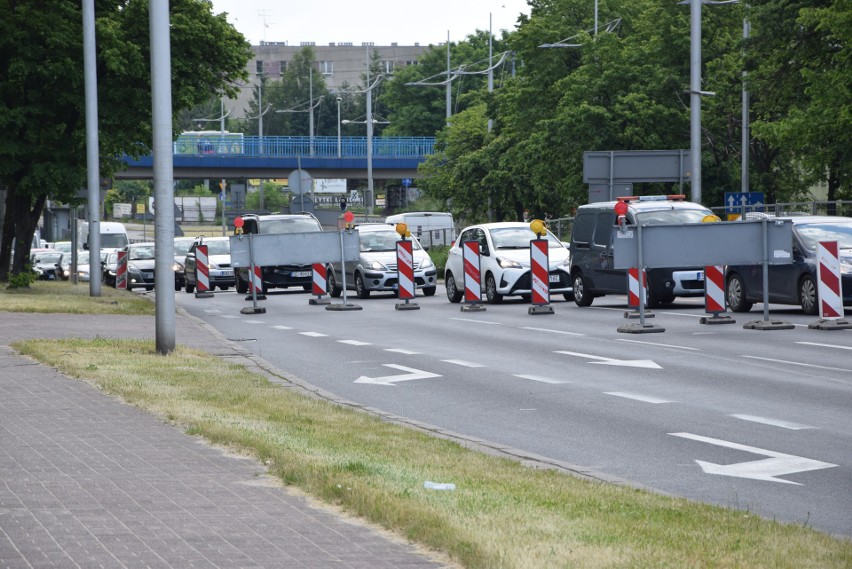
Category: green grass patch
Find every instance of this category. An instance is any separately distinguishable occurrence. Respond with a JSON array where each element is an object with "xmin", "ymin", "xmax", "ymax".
[
  {"xmin": 14, "ymin": 337, "xmax": 852, "ymax": 569},
  {"xmin": 0, "ymin": 281, "xmax": 154, "ymax": 315}
]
